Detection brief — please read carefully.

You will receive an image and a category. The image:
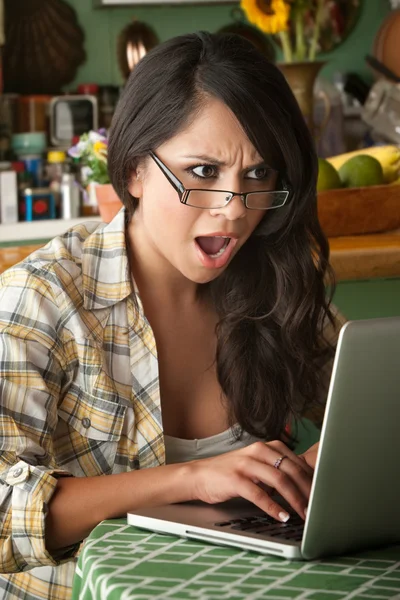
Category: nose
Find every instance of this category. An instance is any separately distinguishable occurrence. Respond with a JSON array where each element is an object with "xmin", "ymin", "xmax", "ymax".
[{"xmin": 209, "ymin": 193, "xmax": 247, "ymax": 221}]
